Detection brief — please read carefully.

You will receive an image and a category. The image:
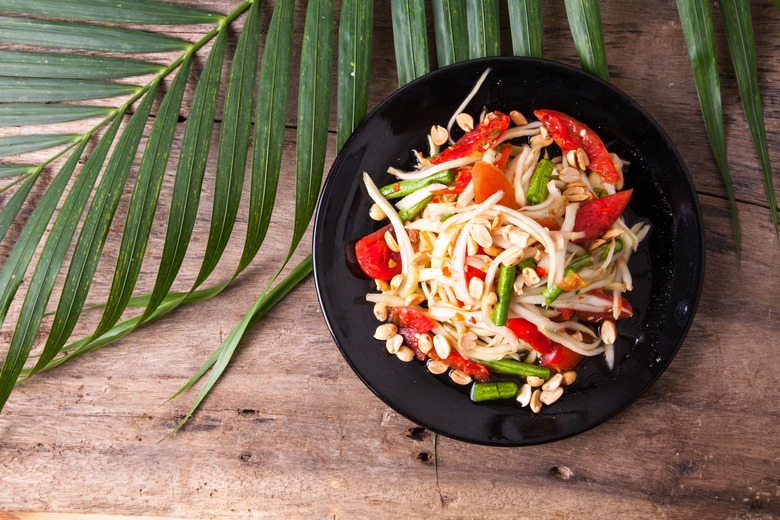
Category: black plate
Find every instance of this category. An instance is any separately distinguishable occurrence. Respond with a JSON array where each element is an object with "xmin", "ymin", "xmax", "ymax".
[{"xmin": 313, "ymin": 57, "xmax": 704, "ymax": 446}]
